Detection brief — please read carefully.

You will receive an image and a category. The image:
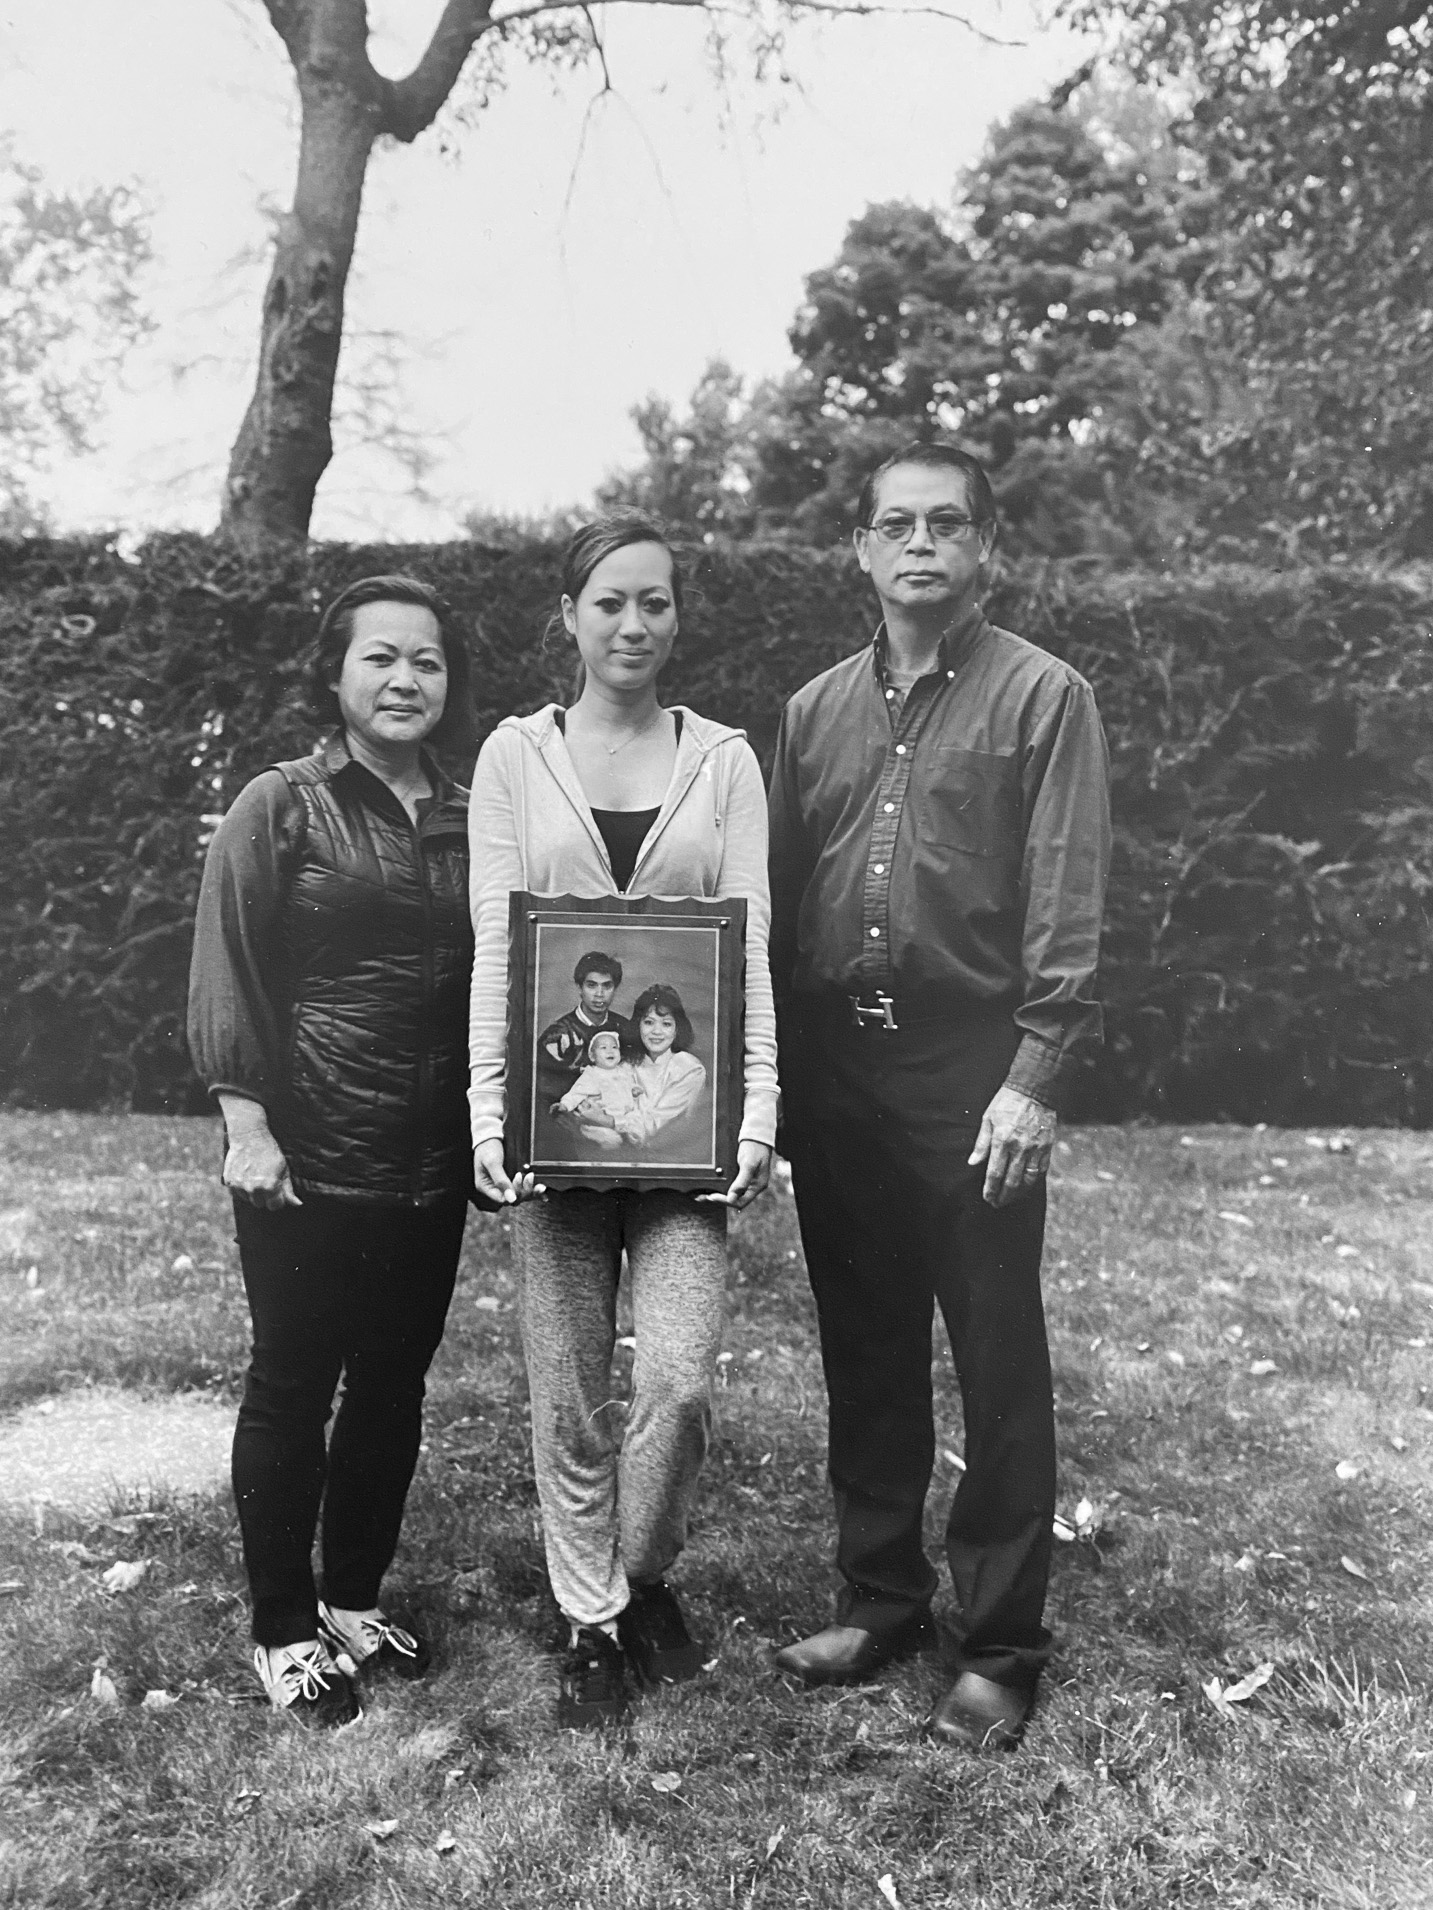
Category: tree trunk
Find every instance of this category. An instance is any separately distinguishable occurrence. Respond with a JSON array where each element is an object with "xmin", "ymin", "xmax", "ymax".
[{"xmin": 219, "ymin": 69, "xmax": 379, "ymax": 547}]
